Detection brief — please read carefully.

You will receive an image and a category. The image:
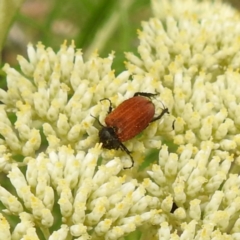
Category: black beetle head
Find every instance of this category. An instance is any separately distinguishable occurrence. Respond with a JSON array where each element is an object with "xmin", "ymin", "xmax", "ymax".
[{"xmin": 99, "ymin": 126, "xmax": 121, "ymax": 150}]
